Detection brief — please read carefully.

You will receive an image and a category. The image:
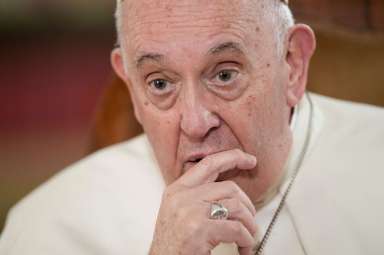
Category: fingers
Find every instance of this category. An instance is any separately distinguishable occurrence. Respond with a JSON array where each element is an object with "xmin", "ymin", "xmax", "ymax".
[
  {"xmin": 238, "ymin": 247, "xmax": 255, "ymax": 255},
  {"xmin": 188, "ymin": 181, "xmax": 256, "ymax": 216},
  {"xmin": 173, "ymin": 184, "xmax": 258, "ymax": 245},
  {"xmin": 220, "ymin": 198, "xmax": 258, "ymax": 236},
  {"xmin": 177, "ymin": 149, "xmax": 257, "ymax": 187},
  {"xmin": 208, "ymin": 220, "xmax": 256, "ymax": 251}
]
